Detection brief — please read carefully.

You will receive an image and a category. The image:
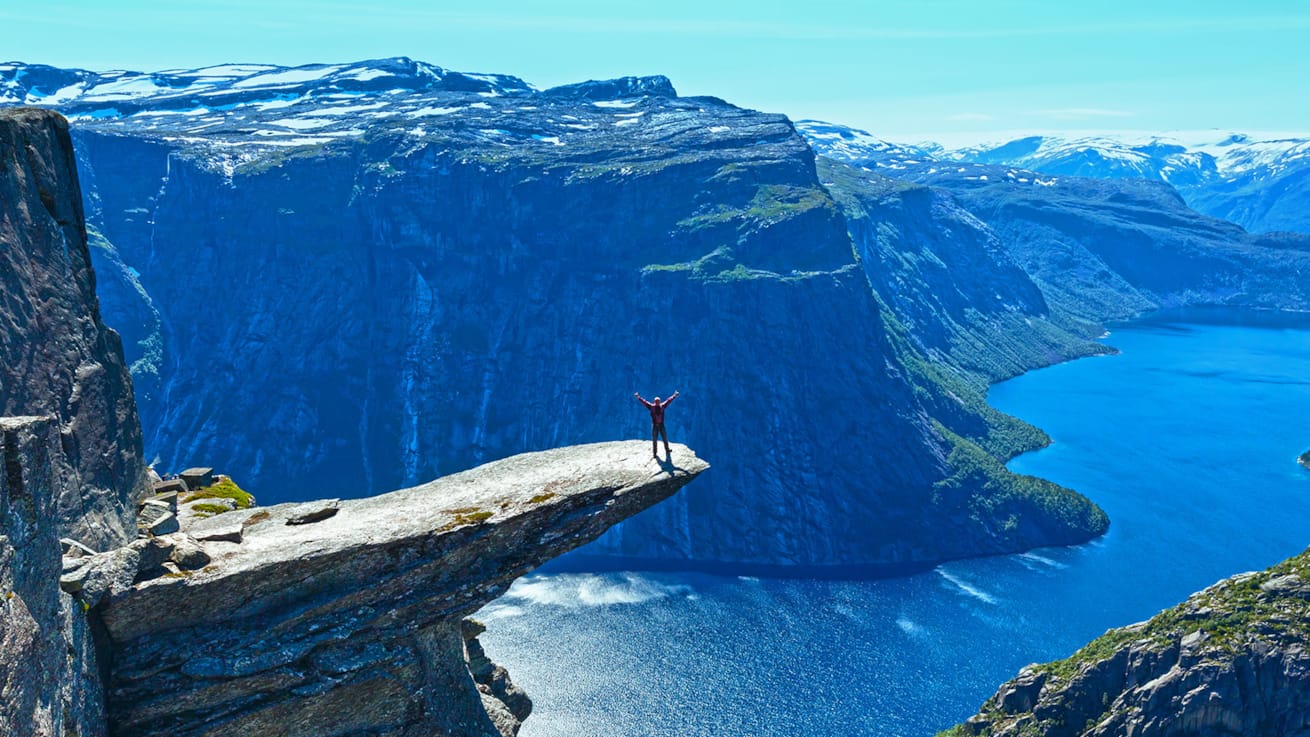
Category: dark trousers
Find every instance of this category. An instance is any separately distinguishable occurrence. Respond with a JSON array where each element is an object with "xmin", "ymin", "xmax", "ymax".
[{"xmin": 652, "ymin": 423, "xmax": 669, "ymax": 454}]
